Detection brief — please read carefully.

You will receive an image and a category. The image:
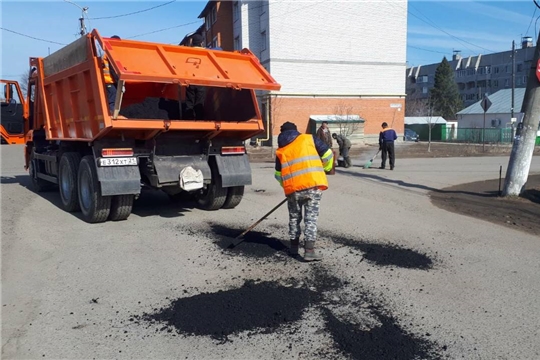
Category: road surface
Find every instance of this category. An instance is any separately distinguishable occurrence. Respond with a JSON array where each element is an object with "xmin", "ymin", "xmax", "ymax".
[{"xmin": 2, "ymin": 144, "xmax": 539, "ymax": 359}]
